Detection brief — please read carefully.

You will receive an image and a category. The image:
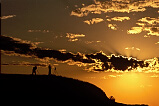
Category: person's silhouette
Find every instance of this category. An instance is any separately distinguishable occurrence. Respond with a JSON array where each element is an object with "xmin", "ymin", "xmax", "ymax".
[
  {"xmin": 32, "ymin": 66, "xmax": 37, "ymax": 75},
  {"xmin": 48, "ymin": 65, "xmax": 52, "ymax": 75},
  {"xmin": 53, "ymin": 66, "xmax": 58, "ymax": 75}
]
